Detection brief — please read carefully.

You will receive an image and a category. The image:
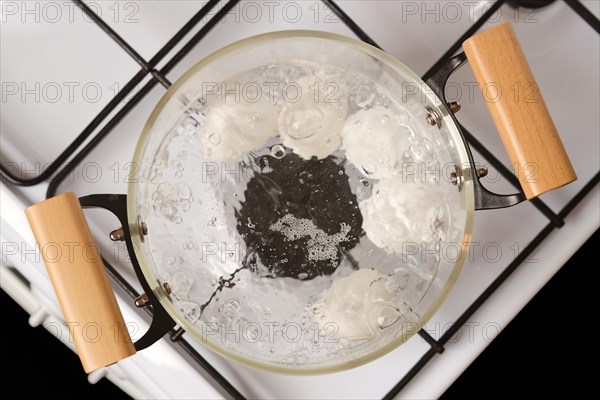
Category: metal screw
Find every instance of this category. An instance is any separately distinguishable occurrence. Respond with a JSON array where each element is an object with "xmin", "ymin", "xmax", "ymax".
[
  {"xmin": 162, "ymin": 282, "xmax": 172, "ymax": 294},
  {"xmin": 448, "ymin": 102, "xmax": 461, "ymax": 113},
  {"xmin": 425, "ymin": 106, "xmax": 442, "ymax": 128},
  {"xmin": 134, "ymin": 293, "xmax": 150, "ymax": 308},
  {"xmin": 109, "ymin": 228, "xmax": 125, "ymax": 242},
  {"xmin": 476, "ymin": 167, "xmax": 488, "ymax": 178}
]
